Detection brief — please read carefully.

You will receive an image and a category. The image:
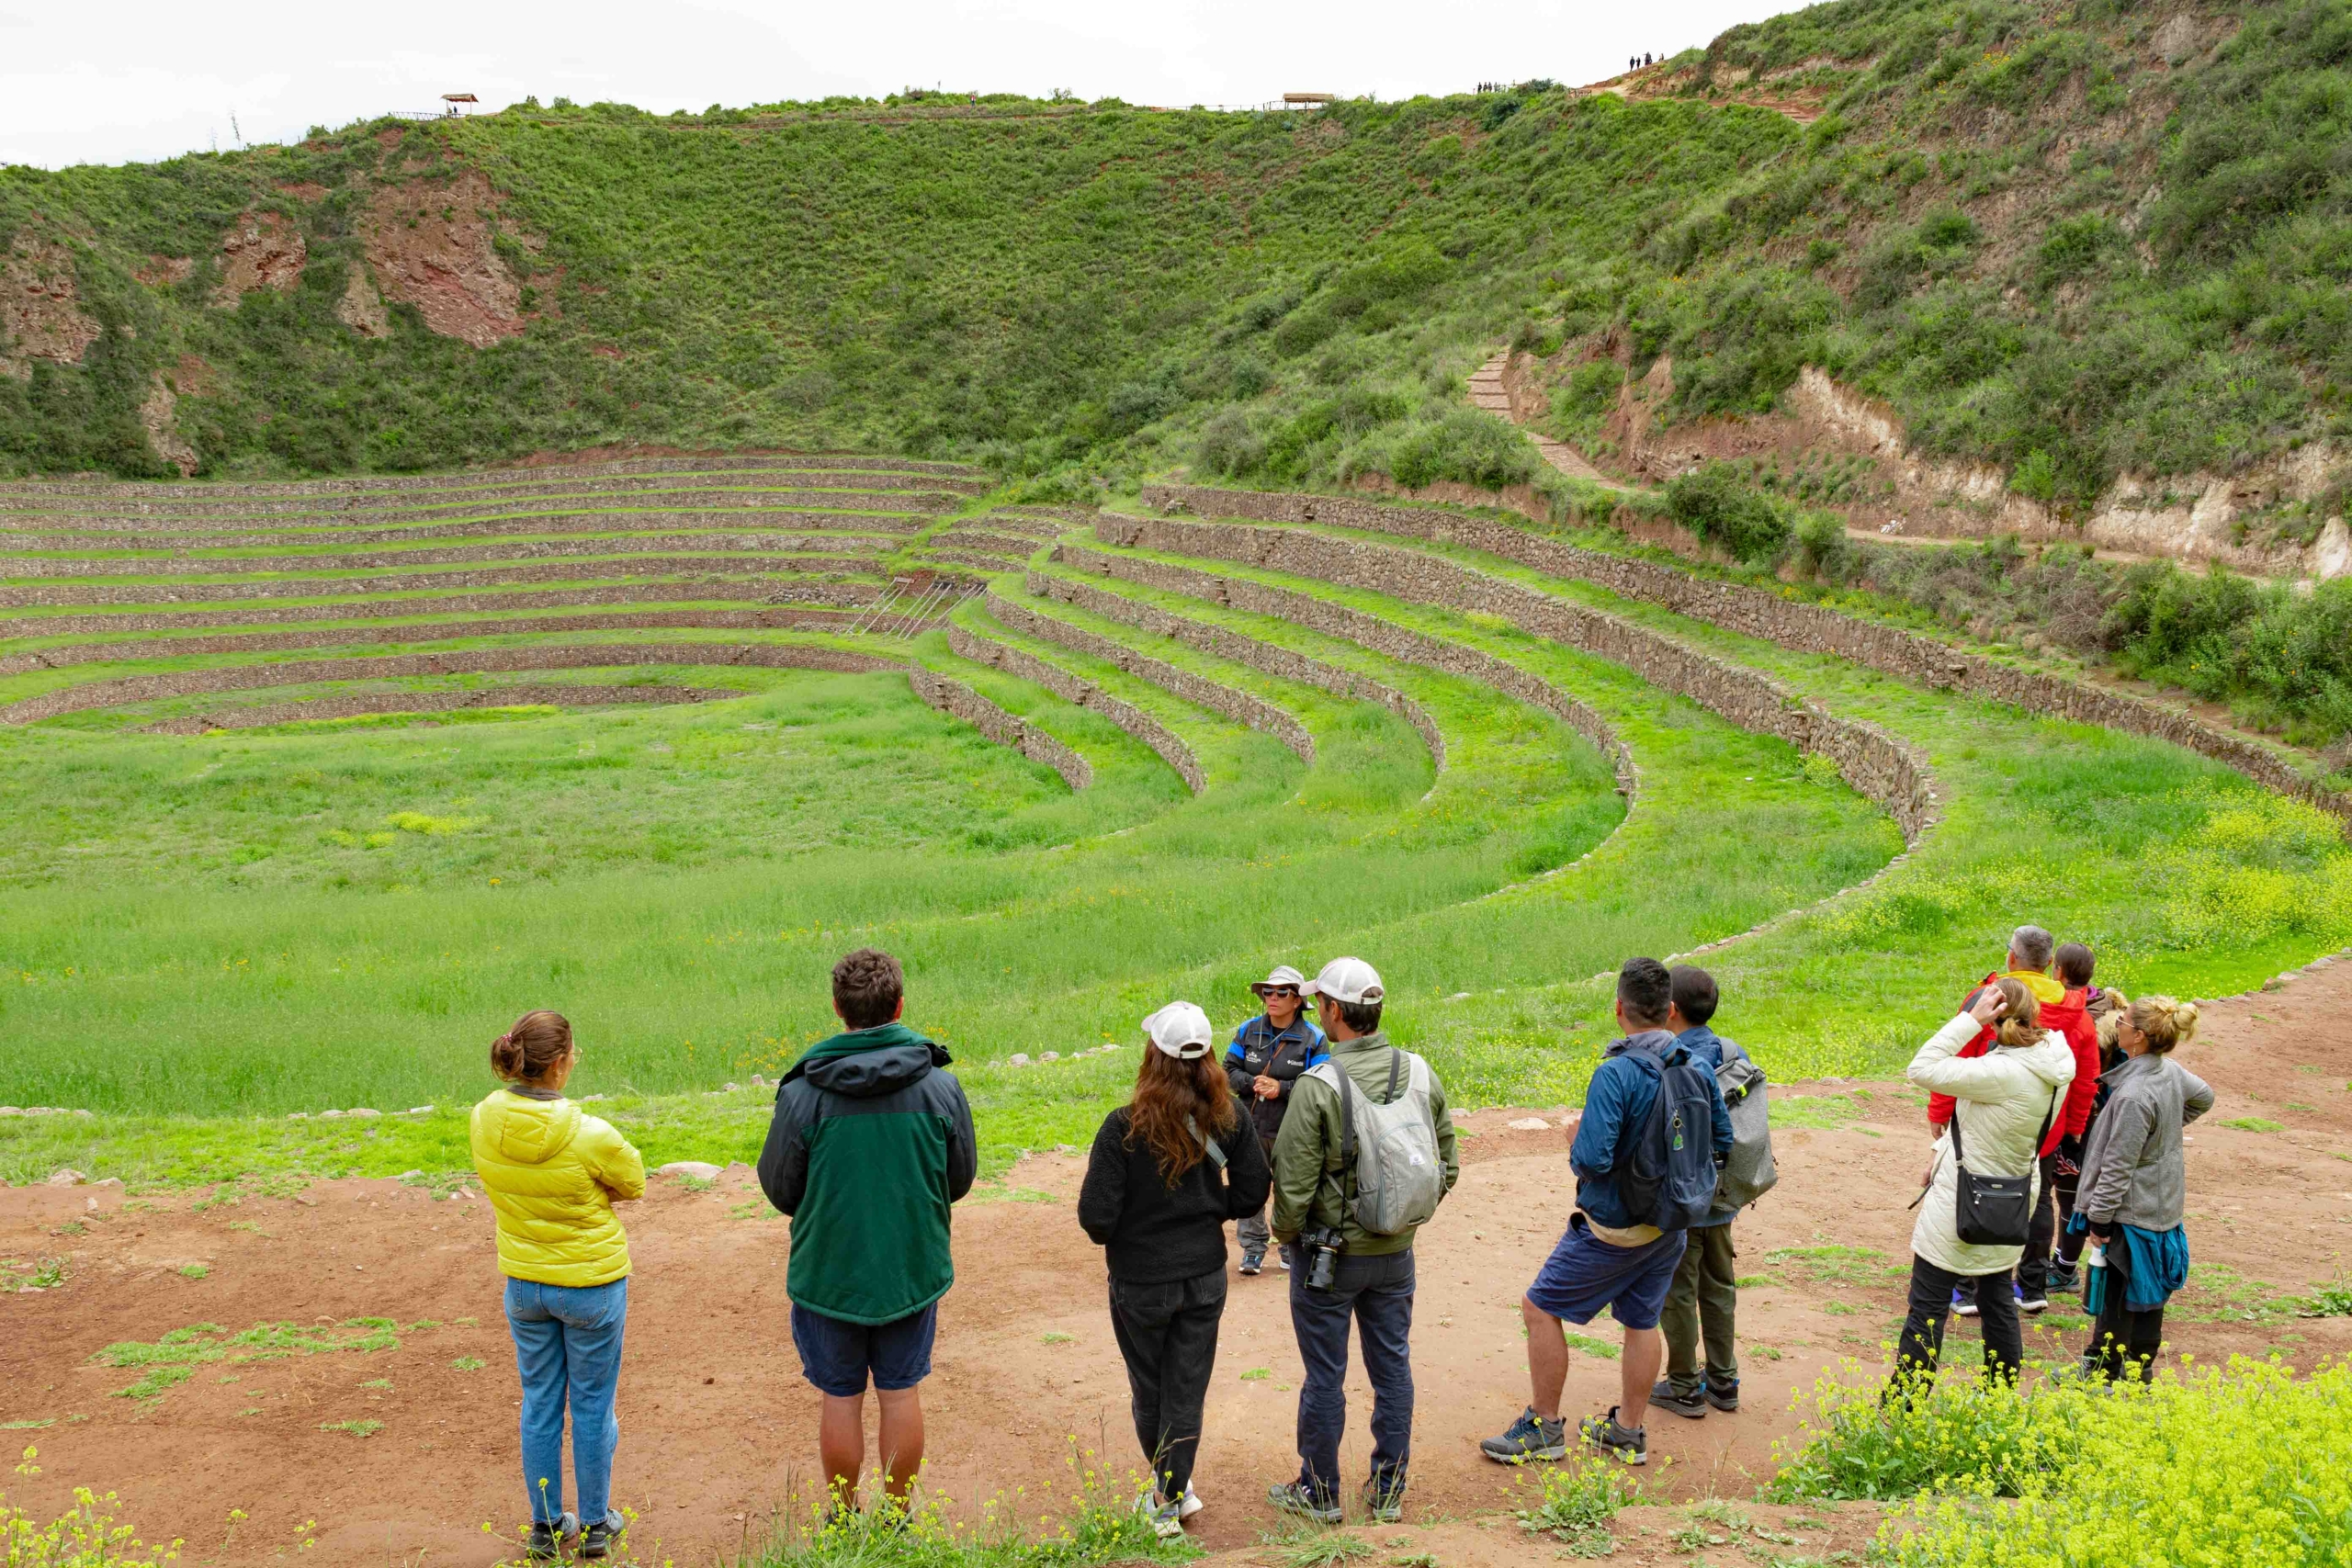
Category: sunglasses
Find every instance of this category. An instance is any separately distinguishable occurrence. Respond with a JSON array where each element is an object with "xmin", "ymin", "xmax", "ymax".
[{"xmin": 1263, "ymin": 987, "xmax": 1299, "ymax": 998}]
